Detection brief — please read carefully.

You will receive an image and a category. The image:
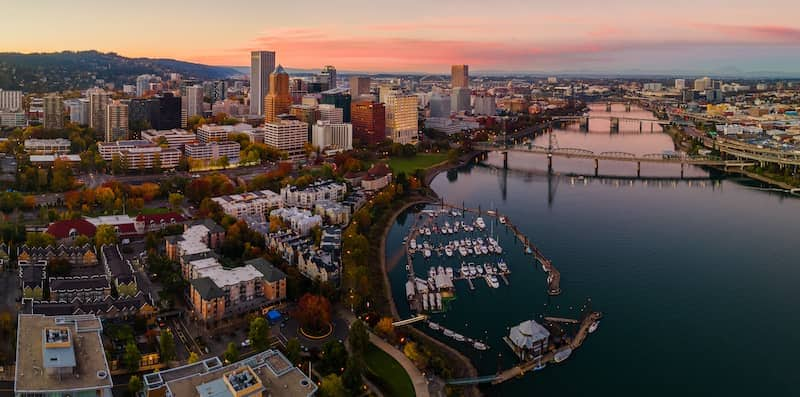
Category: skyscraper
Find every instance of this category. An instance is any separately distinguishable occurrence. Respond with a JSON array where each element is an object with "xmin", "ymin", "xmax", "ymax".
[
  {"xmin": 89, "ymin": 89, "xmax": 111, "ymax": 136},
  {"xmin": 385, "ymin": 93, "xmax": 418, "ymax": 145},
  {"xmin": 43, "ymin": 94, "xmax": 64, "ymax": 129},
  {"xmin": 136, "ymin": 74, "xmax": 153, "ymax": 97},
  {"xmin": 264, "ymin": 65, "xmax": 292, "ymax": 123},
  {"xmin": 351, "ymin": 101, "xmax": 385, "ymax": 146},
  {"xmin": 429, "ymin": 92, "xmax": 451, "ymax": 118},
  {"xmin": 156, "ymin": 93, "xmax": 181, "ymax": 130},
  {"xmin": 183, "ymin": 85, "xmax": 204, "ymax": 118},
  {"xmin": 349, "ymin": 76, "xmax": 371, "ymax": 99},
  {"xmin": 0, "ymin": 89, "xmax": 22, "ymax": 111},
  {"xmin": 250, "ymin": 51, "xmax": 276, "ymax": 116},
  {"xmin": 320, "ymin": 89, "xmax": 351, "ymax": 122},
  {"xmin": 451, "ymin": 64, "xmax": 469, "ymax": 88},
  {"xmin": 321, "ymin": 65, "xmax": 337, "ymax": 89},
  {"xmin": 451, "ymin": 87, "xmax": 471, "ymax": 113},
  {"xmin": 105, "ymin": 101, "xmax": 129, "ymax": 142}
]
